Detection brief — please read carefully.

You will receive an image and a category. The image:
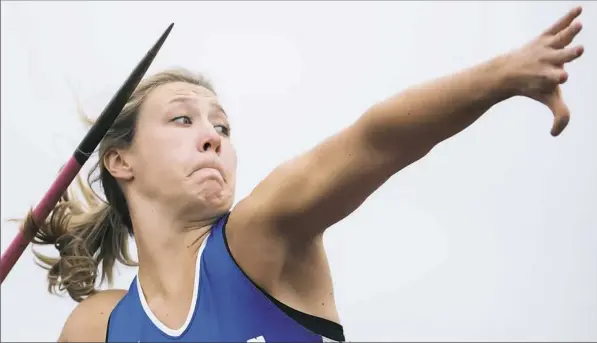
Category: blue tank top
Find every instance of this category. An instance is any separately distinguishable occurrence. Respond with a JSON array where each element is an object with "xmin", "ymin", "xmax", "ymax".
[{"xmin": 106, "ymin": 214, "xmax": 343, "ymax": 342}]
